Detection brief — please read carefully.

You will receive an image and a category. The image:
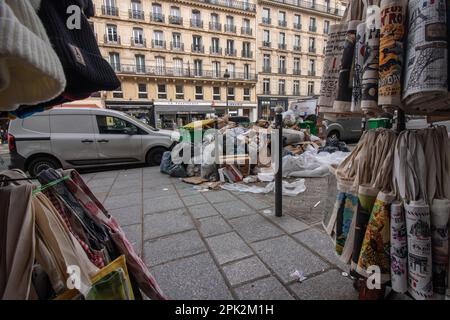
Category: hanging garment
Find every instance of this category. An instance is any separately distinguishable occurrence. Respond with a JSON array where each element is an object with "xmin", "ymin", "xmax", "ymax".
[
  {"xmin": 333, "ymin": 20, "xmax": 361, "ymax": 113},
  {"xmin": 402, "ymin": 0, "xmax": 449, "ymax": 112},
  {"xmin": 351, "ymin": 22, "xmax": 367, "ymax": 113},
  {"xmin": 18, "ymin": 0, "xmax": 120, "ymax": 111},
  {"xmin": 0, "ymin": 0, "xmax": 65, "ymax": 111},
  {"xmin": 65, "ymin": 170, "xmax": 167, "ymax": 300},
  {"xmin": 361, "ymin": 5, "xmax": 382, "ymax": 116},
  {"xmin": 0, "ymin": 184, "xmax": 35, "ymax": 300},
  {"xmin": 390, "ymin": 201, "xmax": 408, "ymax": 293},
  {"xmin": 378, "ymin": 0, "xmax": 407, "ymax": 112},
  {"xmin": 357, "ymin": 192, "xmax": 395, "ymax": 282}
]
